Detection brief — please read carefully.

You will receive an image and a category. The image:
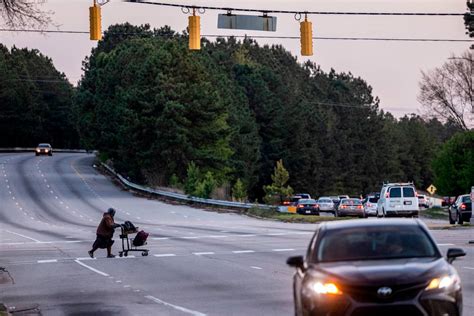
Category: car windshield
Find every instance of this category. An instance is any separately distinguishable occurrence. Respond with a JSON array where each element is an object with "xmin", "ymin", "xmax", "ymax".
[
  {"xmin": 316, "ymin": 225, "xmax": 438, "ymax": 262},
  {"xmin": 368, "ymin": 197, "xmax": 378, "ymax": 203},
  {"xmin": 341, "ymin": 199, "xmax": 361, "ymax": 205},
  {"xmin": 298, "ymin": 199, "xmax": 316, "ymax": 204},
  {"xmin": 38, "ymin": 144, "xmax": 50, "ymax": 148},
  {"xmin": 403, "ymin": 187, "xmax": 415, "ymax": 197},
  {"xmin": 319, "ymin": 199, "xmax": 331, "ymax": 203}
]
